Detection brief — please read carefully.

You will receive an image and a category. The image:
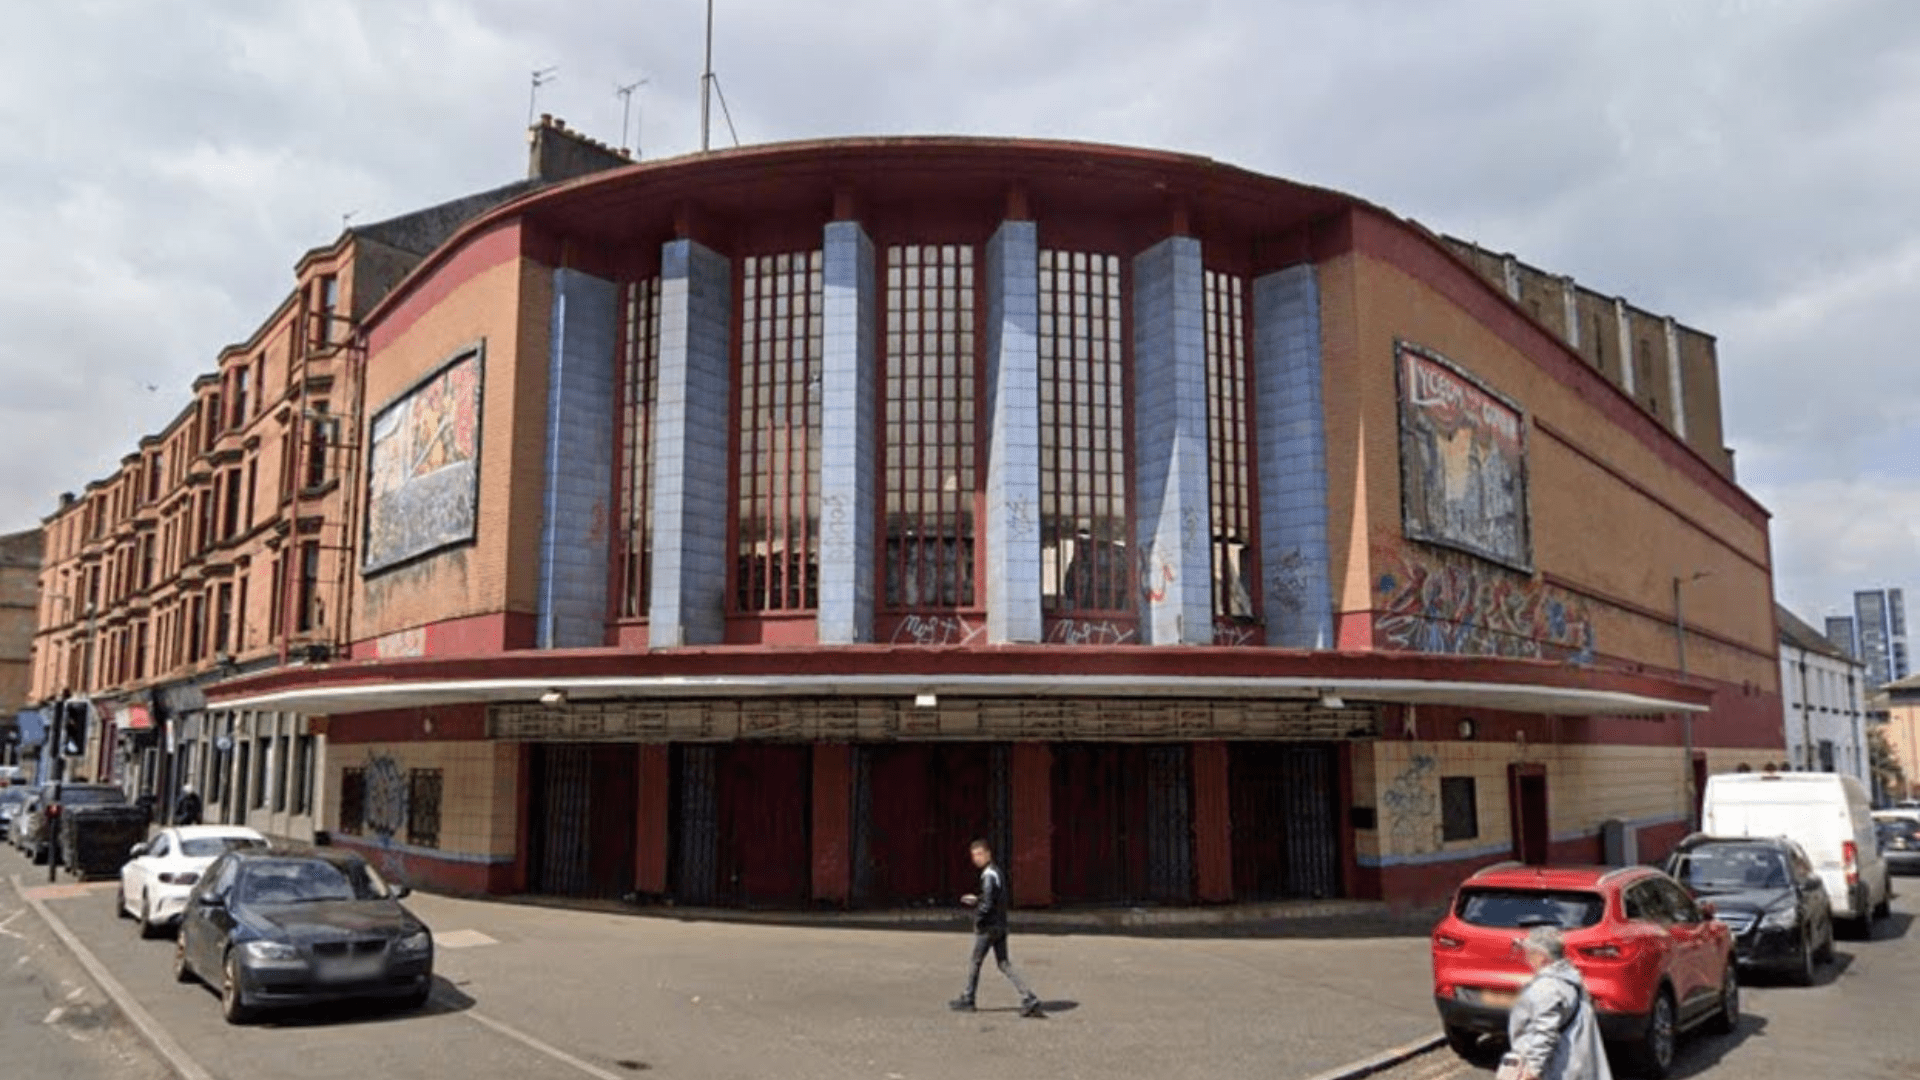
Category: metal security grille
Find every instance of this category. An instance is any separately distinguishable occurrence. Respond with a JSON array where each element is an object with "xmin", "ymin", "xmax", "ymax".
[
  {"xmin": 534, "ymin": 746, "xmax": 592, "ymax": 897},
  {"xmin": 737, "ymin": 251, "xmax": 824, "ymax": 611},
  {"xmin": 1230, "ymin": 744, "xmax": 1340, "ymax": 901},
  {"xmin": 1202, "ymin": 269, "xmax": 1256, "ymax": 623},
  {"xmin": 674, "ymin": 745, "xmax": 721, "ymax": 905},
  {"xmin": 619, "ymin": 277, "xmax": 661, "ymax": 618},
  {"xmin": 1038, "ymin": 250, "xmax": 1132, "ymax": 615},
  {"xmin": 406, "ymin": 769, "xmax": 443, "ymax": 849},
  {"xmin": 883, "ymin": 244, "xmax": 977, "ymax": 609}
]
